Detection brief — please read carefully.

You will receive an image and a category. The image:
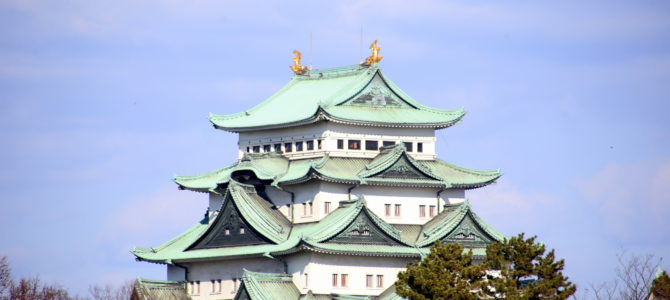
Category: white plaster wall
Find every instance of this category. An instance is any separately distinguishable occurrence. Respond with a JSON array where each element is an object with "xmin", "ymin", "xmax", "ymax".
[
  {"xmin": 440, "ymin": 189, "xmax": 466, "ymax": 205},
  {"xmin": 236, "ymin": 122, "xmax": 437, "ymax": 160},
  {"xmin": 356, "ymin": 186, "xmax": 444, "ymax": 225},
  {"xmin": 183, "ymin": 258, "xmax": 283, "ymax": 300},
  {"xmin": 286, "ymin": 252, "xmax": 414, "ymax": 296},
  {"xmin": 167, "ymin": 265, "xmax": 185, "ymax": 281},
  {"xmin": 266, "ymin": 186, "xmax": 292, "ymax": 220},
  {"xmin": 286, "ymin": 181, "xmax": 321, "ymax": 224}
]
